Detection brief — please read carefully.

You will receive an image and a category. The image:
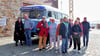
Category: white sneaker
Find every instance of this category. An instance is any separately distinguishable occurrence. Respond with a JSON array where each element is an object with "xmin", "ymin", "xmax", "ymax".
[
  {"xmin": 83, "ymin": 46, "xmax": 86, "ymax": 49},
  {"xmin": 78, "ymin": 50, "xmax": 82, "ymax": 53}
]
